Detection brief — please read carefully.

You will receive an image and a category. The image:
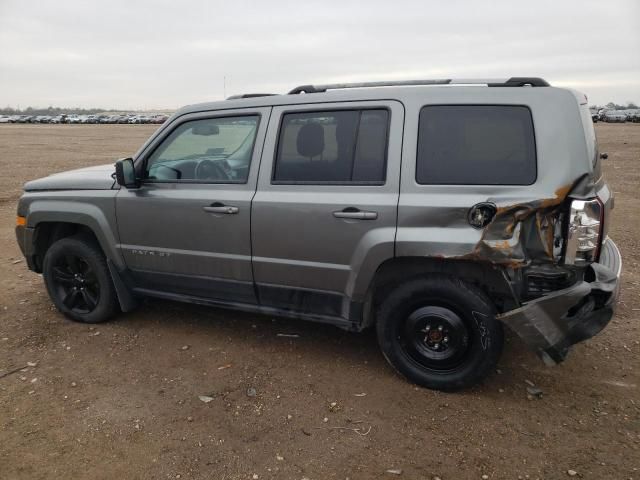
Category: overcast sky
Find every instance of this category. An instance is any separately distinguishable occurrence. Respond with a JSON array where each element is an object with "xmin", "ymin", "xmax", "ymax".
[{"xmin": 1, "ymin": 0, "xmax": 638, "ymax": 109}]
